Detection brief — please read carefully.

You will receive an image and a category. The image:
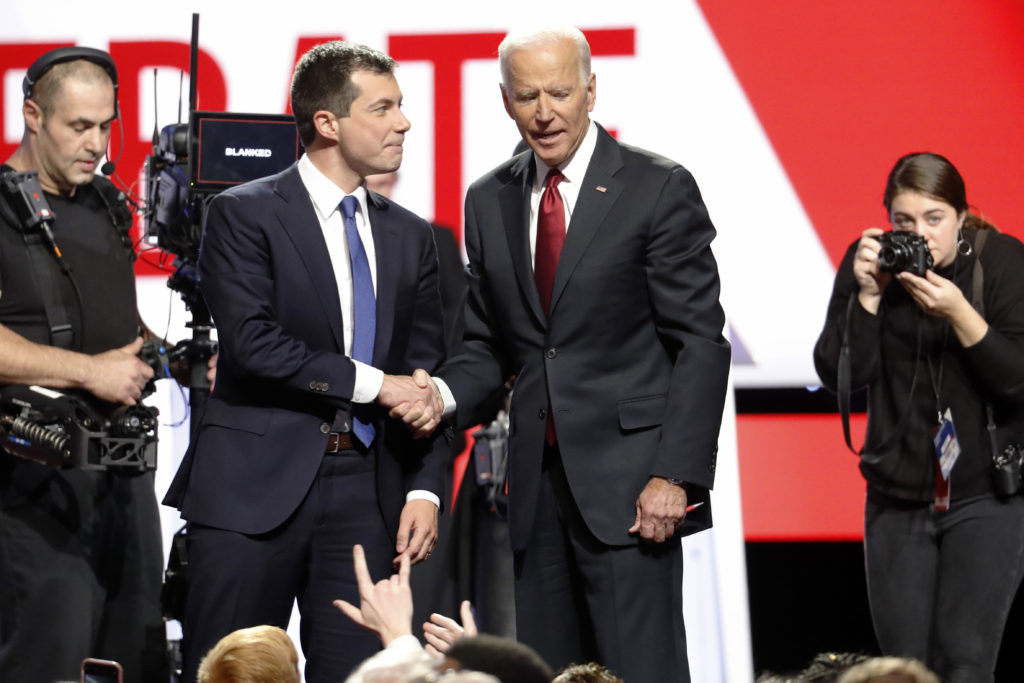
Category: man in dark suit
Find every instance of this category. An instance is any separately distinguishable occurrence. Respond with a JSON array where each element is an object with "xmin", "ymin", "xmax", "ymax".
[
  {"xmin": 417, "ymin": 27, "xmax": 731, "ymax": 681},
  {"xmin": 163, "ymin": 41, "xmax": 448, "ymax": 683}
]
